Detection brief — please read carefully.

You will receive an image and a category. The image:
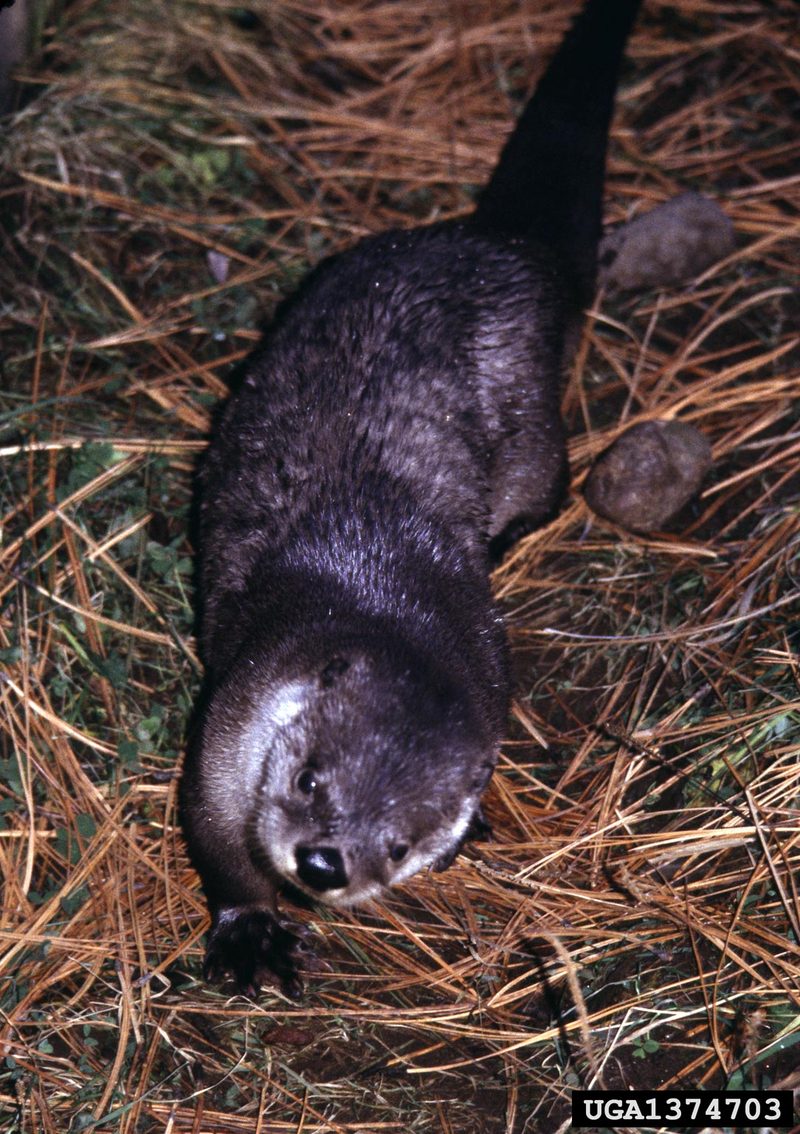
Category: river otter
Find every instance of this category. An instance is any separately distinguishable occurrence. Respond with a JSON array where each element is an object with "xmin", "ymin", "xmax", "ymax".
[{"xmin": 182, "ymin": 0, "xmax": 643, "ymax": 999}]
